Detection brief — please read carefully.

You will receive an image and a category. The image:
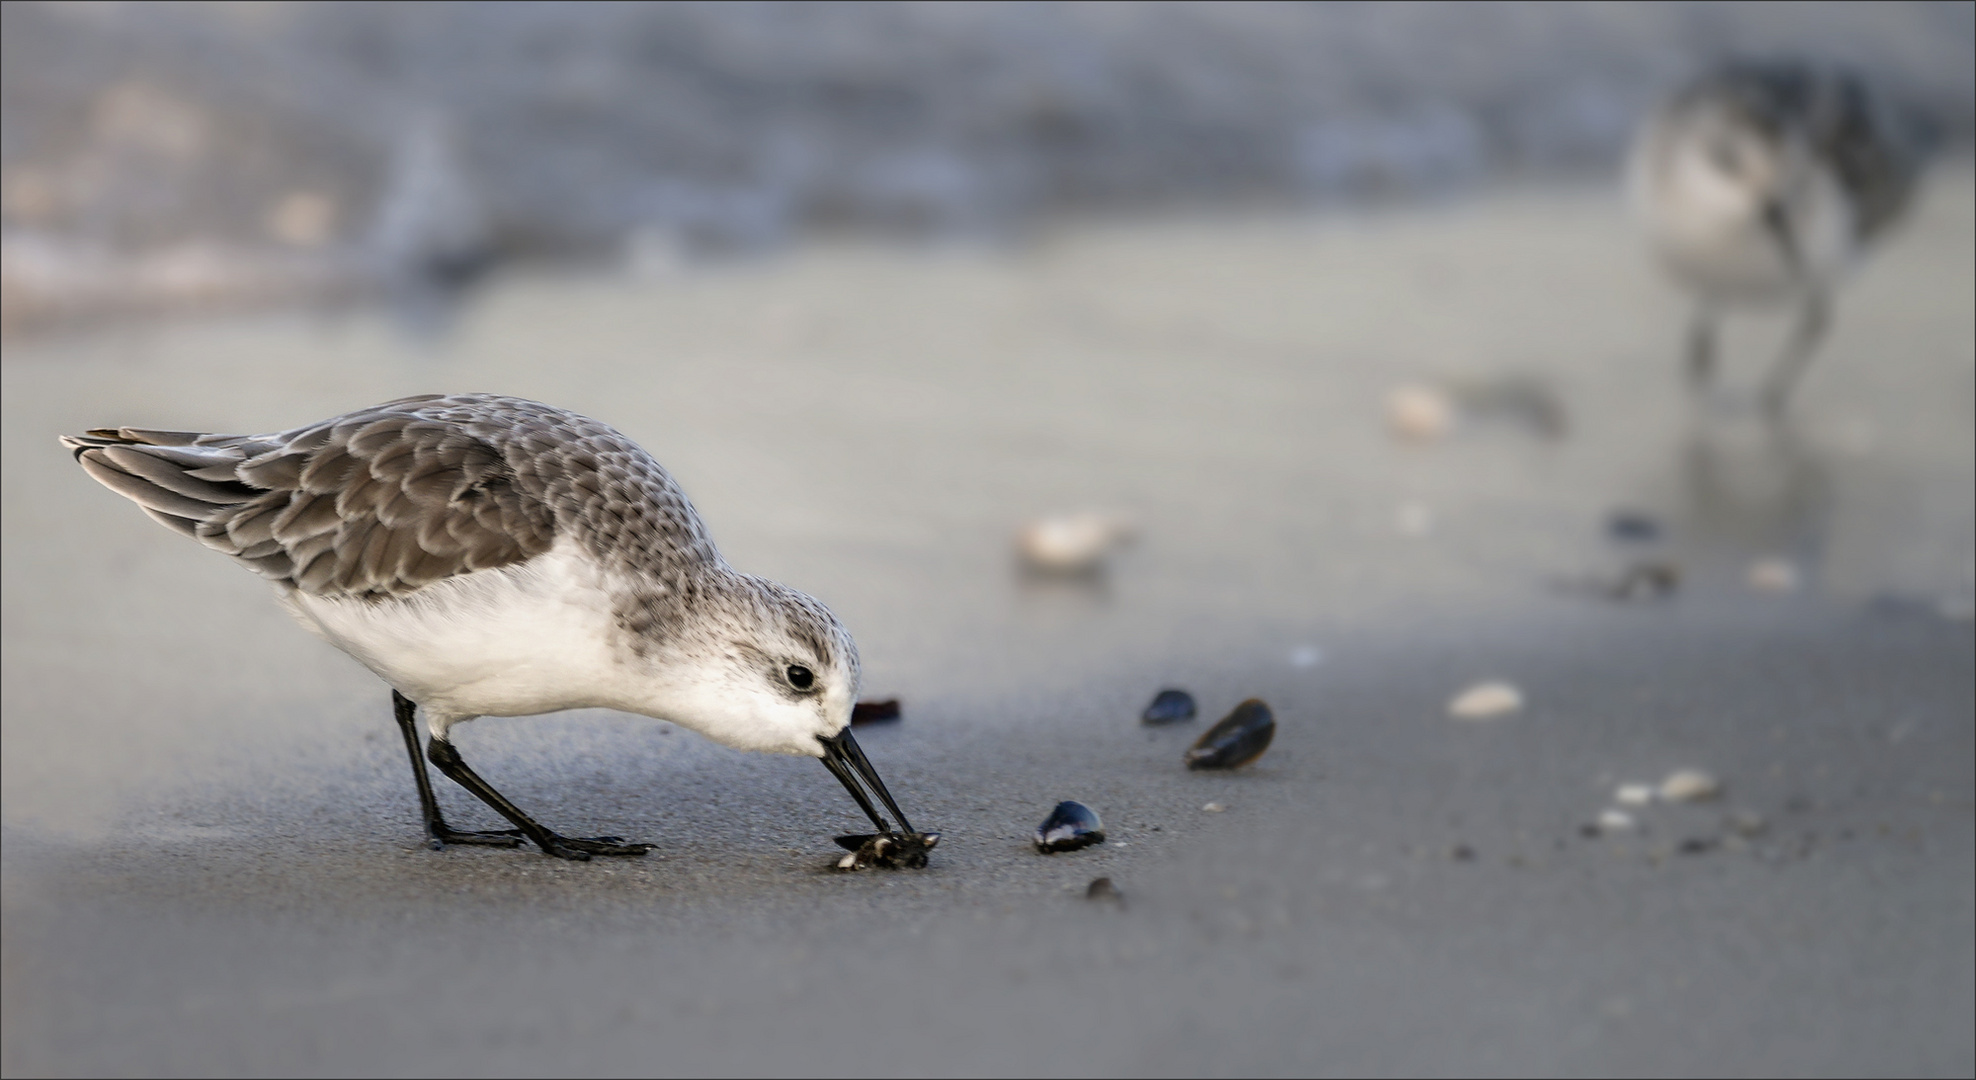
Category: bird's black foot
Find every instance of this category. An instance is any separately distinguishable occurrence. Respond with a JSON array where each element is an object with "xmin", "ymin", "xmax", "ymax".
[
  {"xmin": 536, "ymin": 834, "xmax": 653, "ymax": 860},
  {"xmin": 426, "ymin": 824, "xmax": 527, "ymax": 850}
]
